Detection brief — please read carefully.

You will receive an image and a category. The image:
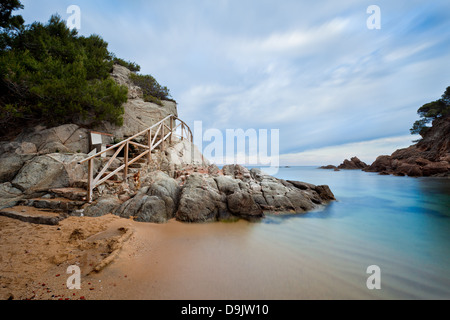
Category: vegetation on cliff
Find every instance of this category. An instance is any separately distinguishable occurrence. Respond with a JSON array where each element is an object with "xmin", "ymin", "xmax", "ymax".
[
  {"xmin": 0, "ymin": 0, "xmax": 172, "ymax": 137},
  {"xmin": 410, "ymin": 86, "xmax": 450, "ymax": 137}
]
